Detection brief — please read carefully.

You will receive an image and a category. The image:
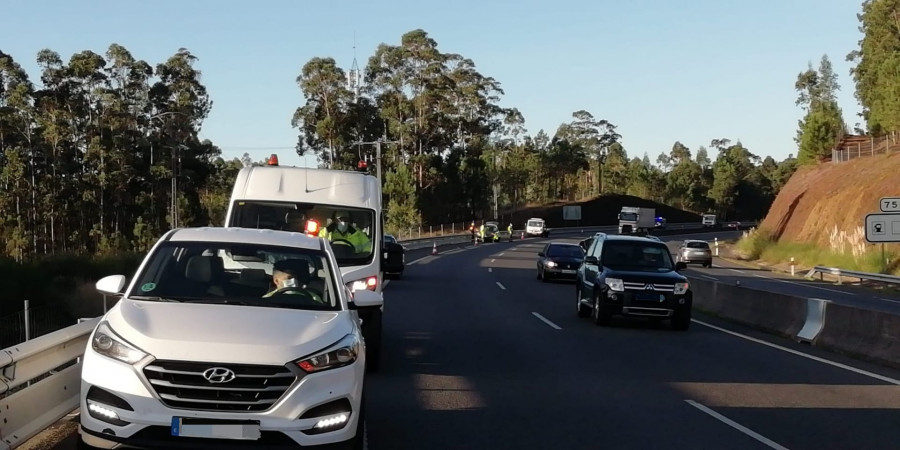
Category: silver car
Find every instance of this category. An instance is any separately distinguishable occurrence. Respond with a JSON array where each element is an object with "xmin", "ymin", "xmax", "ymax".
[{"xmin": 678, "ymin": 239, "xmax": 712, "ymax": 268}]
